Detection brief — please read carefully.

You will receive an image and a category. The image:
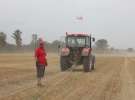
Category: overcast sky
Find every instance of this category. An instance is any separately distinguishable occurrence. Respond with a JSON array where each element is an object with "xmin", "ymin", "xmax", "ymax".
[{"xmin": 0, "ymin": 0, "xmax": 135, "ymax": 49}]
